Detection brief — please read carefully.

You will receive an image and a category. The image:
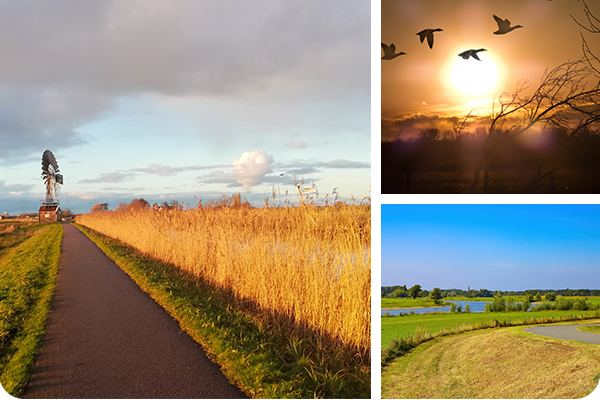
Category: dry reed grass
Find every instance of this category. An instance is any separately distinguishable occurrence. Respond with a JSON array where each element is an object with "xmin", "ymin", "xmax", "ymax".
[{"xmin": 76, "ymin": 200, "xmax": 371, "ymax": 358}]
